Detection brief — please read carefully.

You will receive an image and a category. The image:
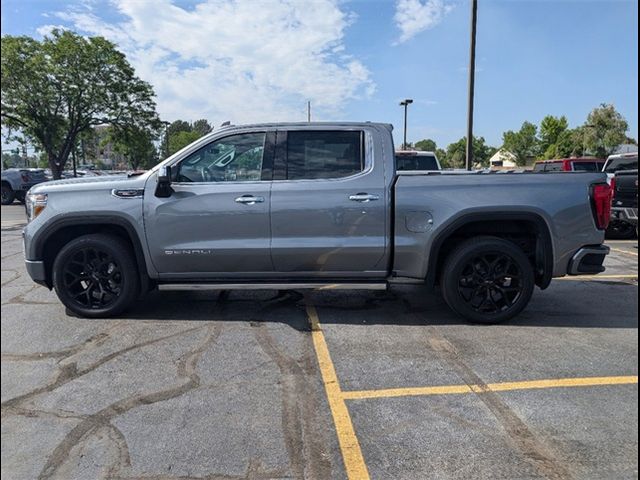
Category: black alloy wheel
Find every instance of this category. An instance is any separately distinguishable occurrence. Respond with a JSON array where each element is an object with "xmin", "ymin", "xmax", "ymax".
[
  {"xmin": 441, "ymin": 236, "xmax": 535, "ymax": 324},
  {"xmin": 62, "ymin": 247, "xmax": 123, "ymax": 310},
  {"xmin": 53, "ymin": 234, "xmax": 139, "ymax": 317},
  {"xmin": 457, "ymin": 252, "xmax": 524, "ymax": 315}
]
